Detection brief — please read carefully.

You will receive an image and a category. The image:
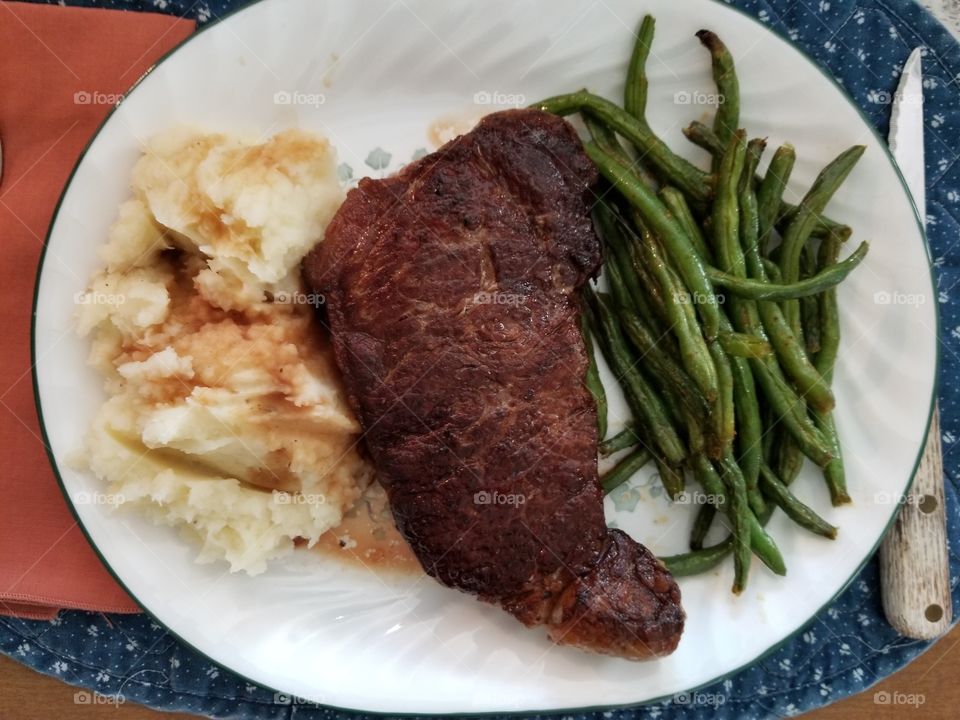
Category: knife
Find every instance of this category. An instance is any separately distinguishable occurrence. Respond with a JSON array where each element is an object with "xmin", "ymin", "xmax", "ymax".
[{"xmin": 879, "ymin": 47, "xmax": 951, "ymax": 640}]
